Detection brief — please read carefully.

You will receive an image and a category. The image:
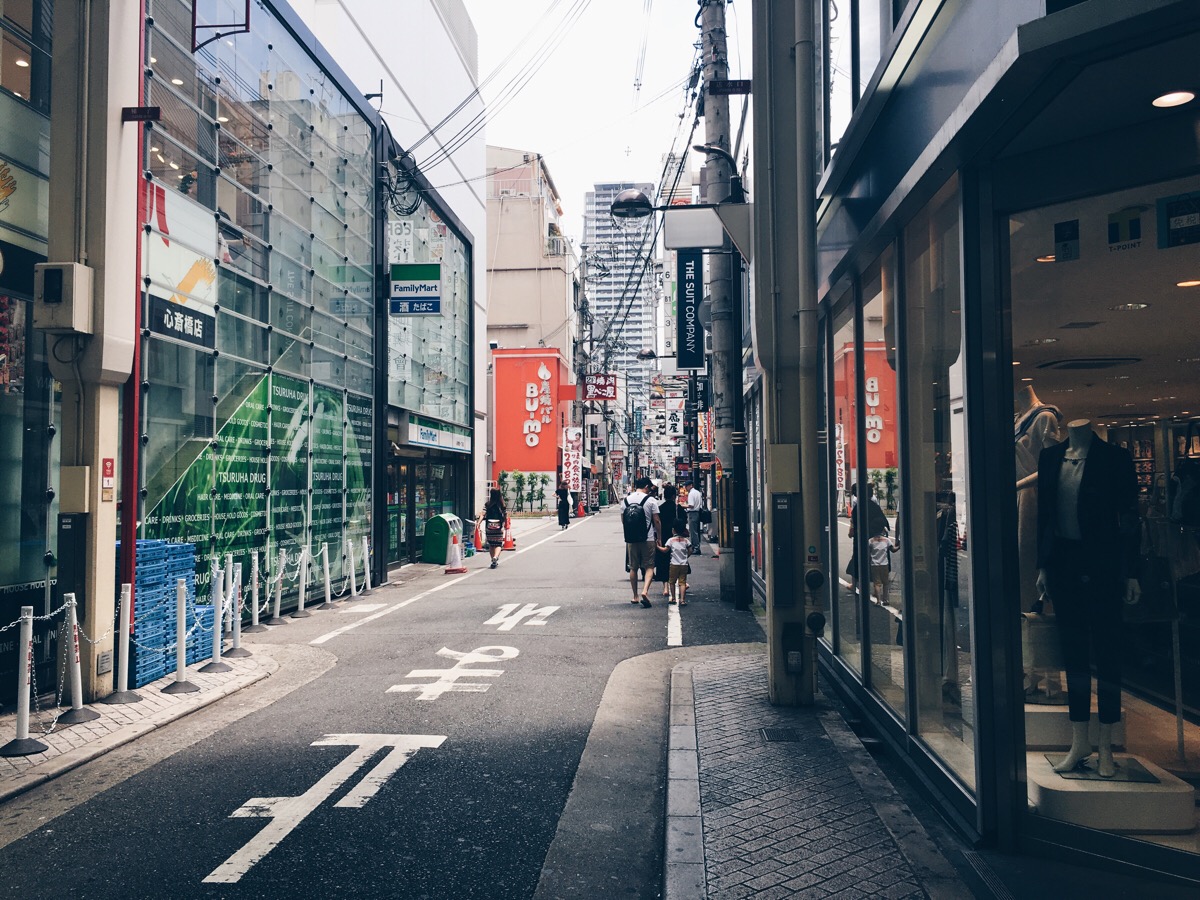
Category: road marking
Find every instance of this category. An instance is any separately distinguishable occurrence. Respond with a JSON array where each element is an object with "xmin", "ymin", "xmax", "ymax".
[
  {"xmin": 205, "ymin": 733, "xmax": 445, "ymax": 883},
  {"xmin": 485, "ymin": 603, "xmax": 559, "ymax": 631},
  {"xmin": 387, "ymin": 646, "xmax": 519, "ymax": 700},
  {"xmin": 667, "ymin": 603, "xmax": 682, "ymax": 647},
  {"xmin": 336, "ymin": 603, "xmax": 386, "ymax": 613}
]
